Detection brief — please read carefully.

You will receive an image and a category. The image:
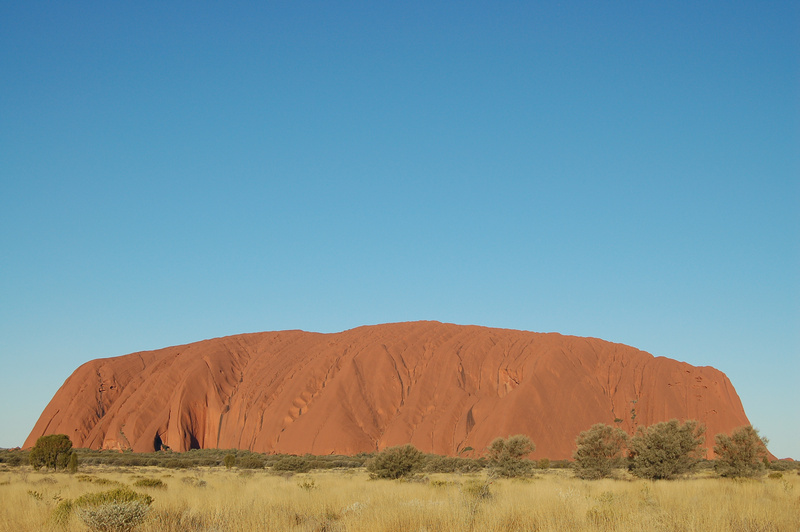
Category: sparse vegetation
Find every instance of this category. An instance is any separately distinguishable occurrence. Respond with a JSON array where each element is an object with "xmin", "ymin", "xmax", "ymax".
[
  {"xmin": 0, "ymin": 461, "xmax": 797, "ymax": 531},
  {"xmin": 422, "ymin": 454, "xmax": 484, "ymax": 473},
  {"xmin": 3, "ymin": 429, "xmax": 797, "ymax": 531},
  {"xmin": 629, "ymin": 419, "xmax": 706, "ymax": 480},
  {"xmin": 75, "ymin": 474, "xmax": 122, "ymax": 486},
  {"xmin": 297, "ymin": 478, "xmax": 317, "ymax": 491},
  {"xmin": 1, "ymin": 447, "xmax": 371, "ymax": 472}
]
